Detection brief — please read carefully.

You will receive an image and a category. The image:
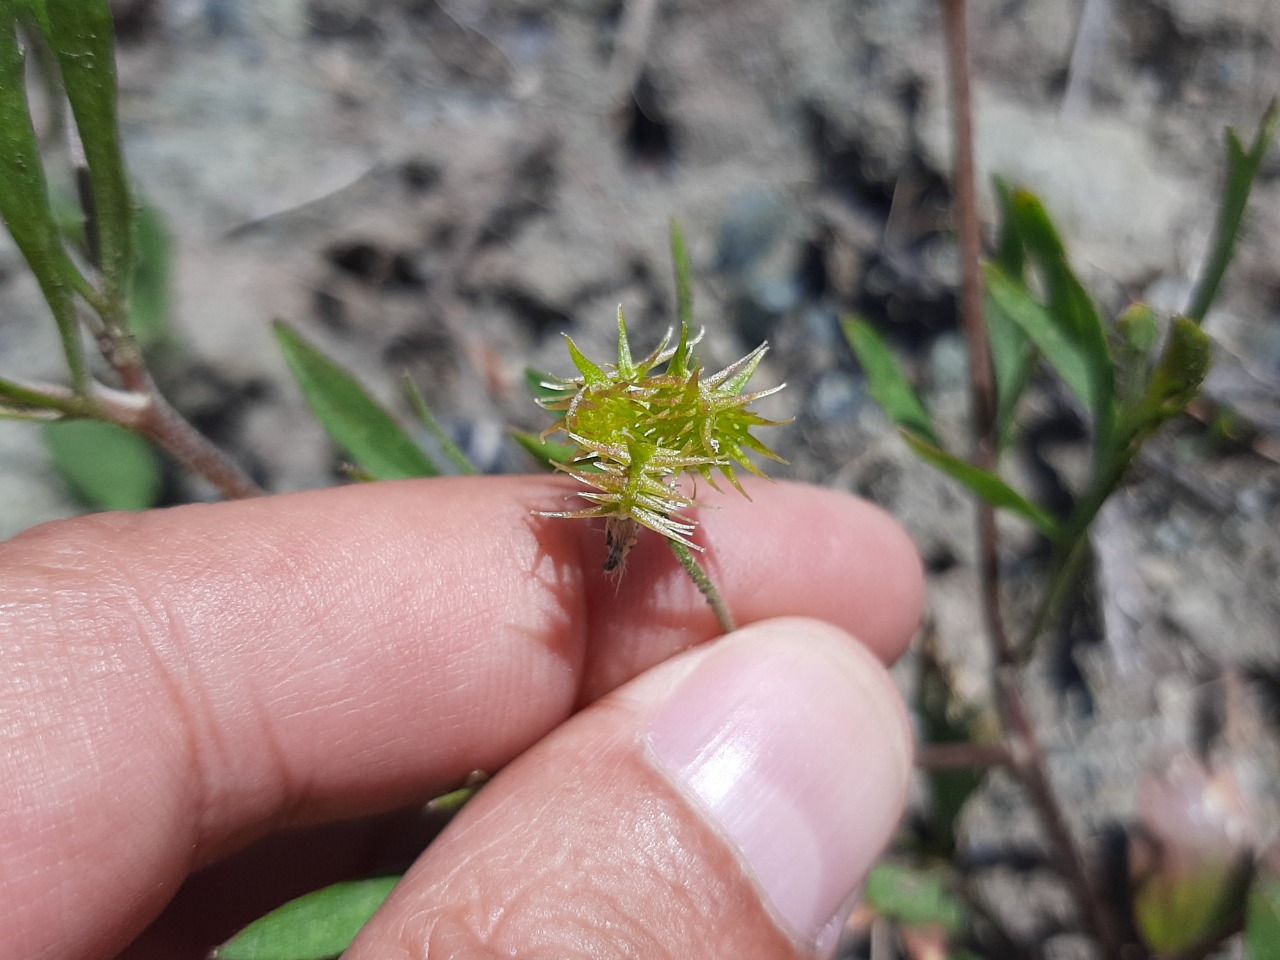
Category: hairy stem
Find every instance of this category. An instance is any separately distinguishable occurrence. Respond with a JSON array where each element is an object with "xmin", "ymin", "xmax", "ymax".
[
  {"xmin": 940, "ymin": 2, "xmax": 1125, "ymax": 956},
  {"xmin": 668, "ymin": 540, "xmax": 736, "ymax": 633}
]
